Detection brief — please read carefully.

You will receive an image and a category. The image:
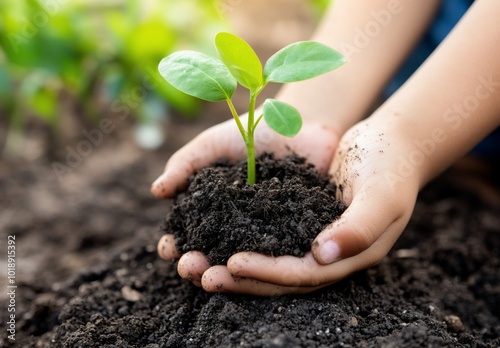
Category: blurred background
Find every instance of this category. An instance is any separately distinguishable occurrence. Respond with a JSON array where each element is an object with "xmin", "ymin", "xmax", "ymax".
[{"xmin": 0, "ymin": 0, "xmax": 329, "ymax": 159}]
